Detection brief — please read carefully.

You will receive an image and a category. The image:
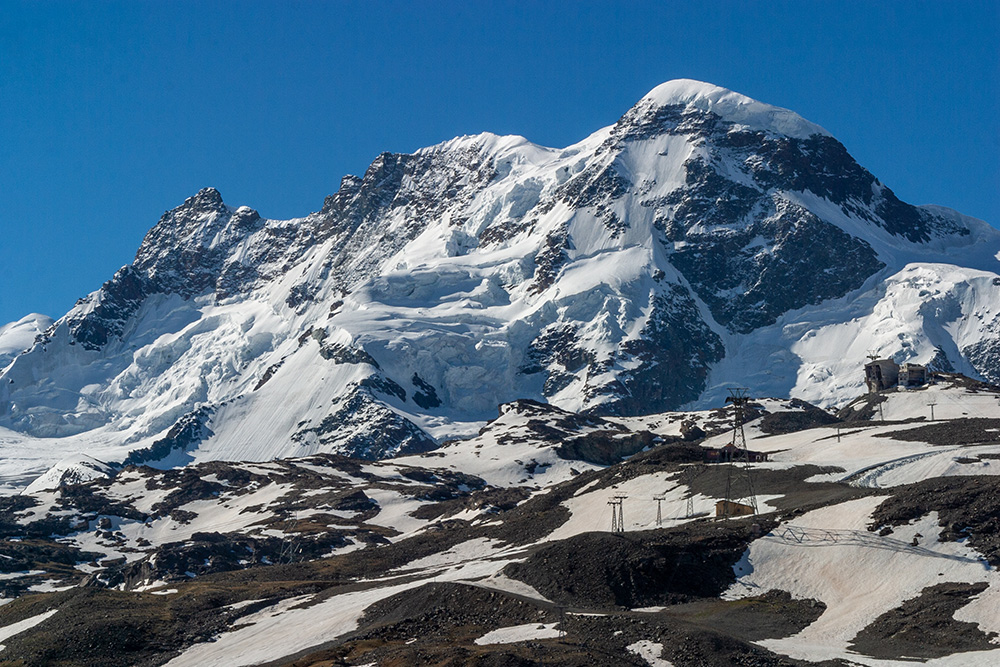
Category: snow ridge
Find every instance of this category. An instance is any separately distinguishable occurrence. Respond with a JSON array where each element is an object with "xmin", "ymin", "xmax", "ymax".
[{"xmin": 640, "ymin": 78, "xmax": 831, "ymax": 139}]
